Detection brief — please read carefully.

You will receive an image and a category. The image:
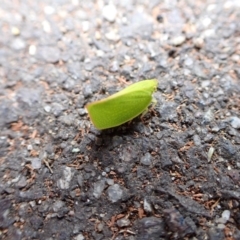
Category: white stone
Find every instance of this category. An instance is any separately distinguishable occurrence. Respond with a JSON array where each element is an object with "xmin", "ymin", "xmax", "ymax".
[
  {"xmin": 44, "ymin": 5, "xmax": 55, "ymax": 15},
  {"xmin": 75, "ymin": 233, "xmax": 85, "ymax": 240},
  {"xmin": 44, "ymin": 105, "xmax": 51, "ymax": 113},
  {"xmin": 29, "ymin": 45, "xmax": 36, "ymax": 55},
  {"xmin": 171, "ymin": 35, "xmax": 186, "ymax": 46},
  {"xmin": 82, "ymin": 21, "xmax": 89, "ymax": 32},
  {"xmin": 230, "ymin": 116, "xmax": 240, "ymax": 129},
  {"xmin": 221, "ymin": 210, "xmax": 230, "ymax": 223},
  {"xmin": 102, "ymin": 4, "xmax": 117, "ymax": 22}
]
